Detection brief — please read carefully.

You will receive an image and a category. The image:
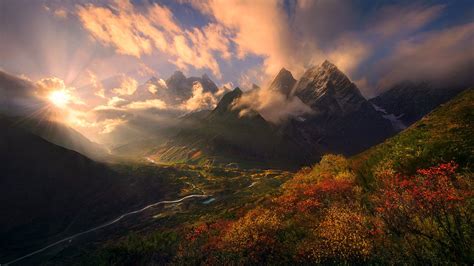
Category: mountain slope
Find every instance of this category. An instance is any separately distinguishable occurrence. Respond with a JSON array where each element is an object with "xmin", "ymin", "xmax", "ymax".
[
  {"xmin": 269, "ymin": 68, "xmax": 296, "ymax": 97},
  {"xmin": 354, "ymin": 87, "xmax": 474, "ymax": 187},
  {"xmin": 370, "ymin": 81, "xmax": 467, "ymax": 126},
  {"xmin": 149, "ymin": 62, "xmax": 398, "ymax": 168},
  {"xmin": 17, "ymin": 117, "xmax": 107, "ymax": 160},
  {"xmin": 0, "ymin": 117, "xmax": 130, "ymax": 258},
  {"xmin": 0, "ymin": 71, "xmax": 107, "ymax": 160},
  {"xmin": 293, "ymin": 60, "xmax": 367, "ymax": 115},
  {"xmin": 150, "ymin": 88, "xmax": 294, "ymax": 168}
]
